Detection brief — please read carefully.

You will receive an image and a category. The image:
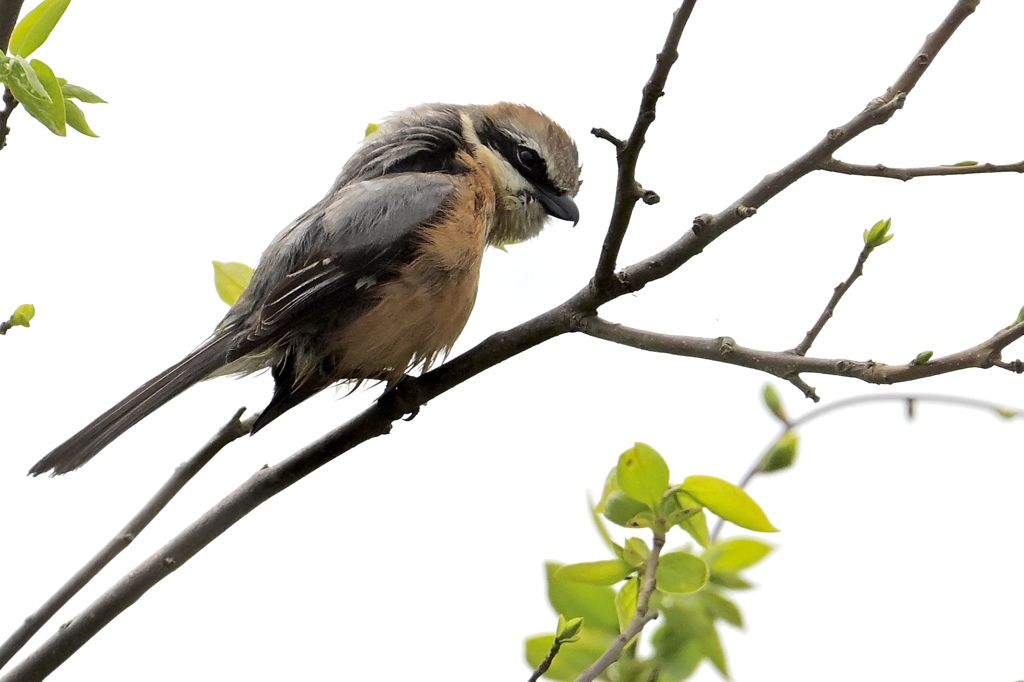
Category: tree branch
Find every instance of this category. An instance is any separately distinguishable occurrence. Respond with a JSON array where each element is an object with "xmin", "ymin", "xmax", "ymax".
[
  {"xmin": 608, "ymin": 0, "xmax": 980, "ymax": 302},
  {"xmin": 820, "ymin": 157, "xmax": 1024, "ymax": 181},
  {"xmin": 579, "ymin": 315, "xmax": 1024, "ymax": 400},
  {"xmin": 0, "ymin": 0, "xmax": 25, "ymax": 54},
  {"xmin": 592, "ymin": 0, "xmax": 699, "ymax": 292},
  {"xmin": 0, "ymin": 0, "xmax": 25, "ymax": 152},
  {"xmin": 0, "ymin": 409, "xmax": 252, "ymax": 674},
  {"xmin": 710, "ymin": 391, "xmax": 1023, "ymax": 542},
  {"xmin": 574, "ymin": 534, "xmax": 665, "ymax": 682},
  {"xmin": 792, "ymin": 242, "xmax": 877, "ymax": 357}
]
